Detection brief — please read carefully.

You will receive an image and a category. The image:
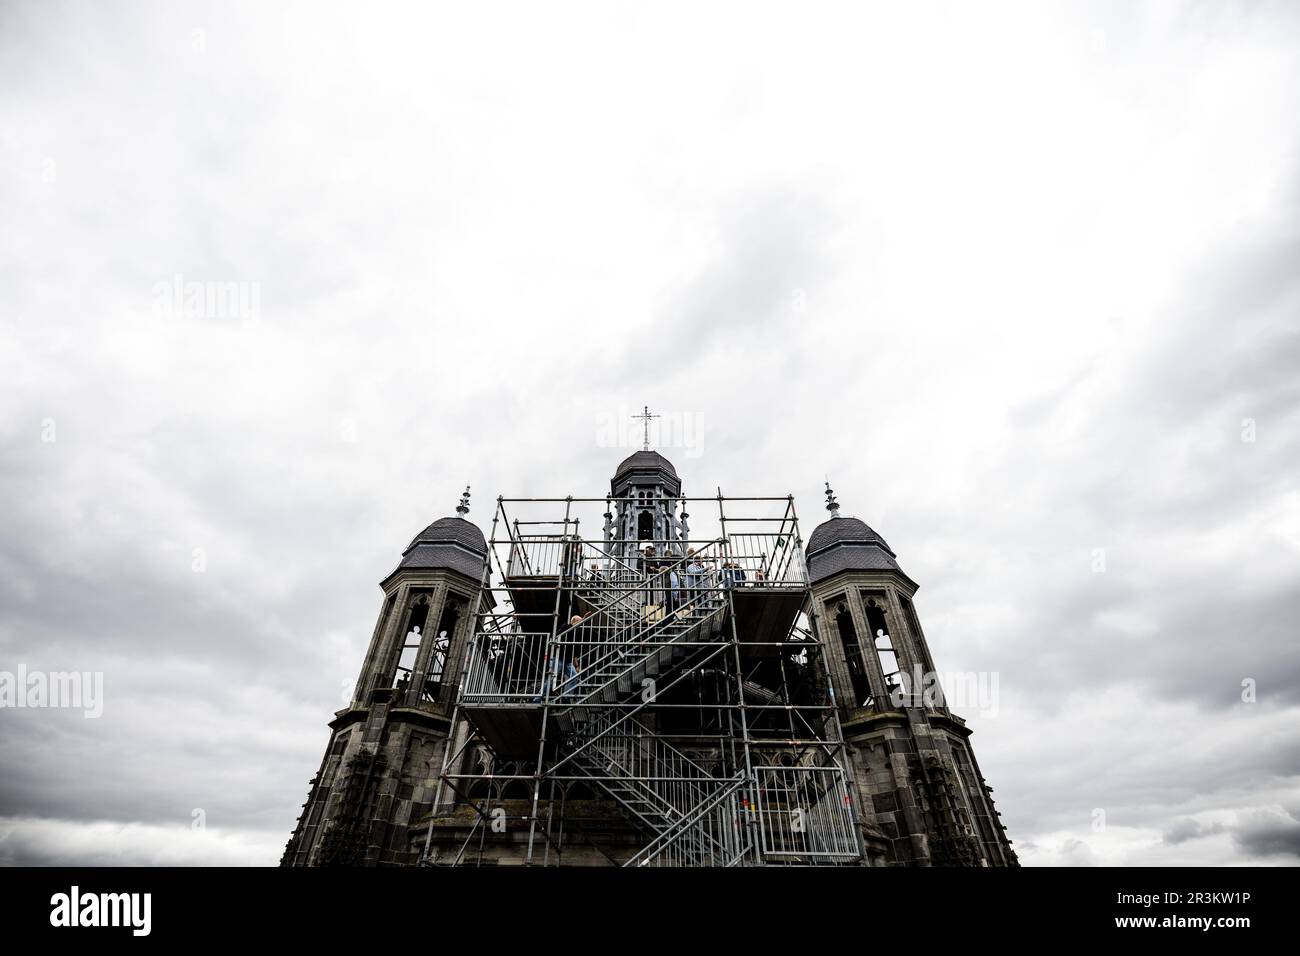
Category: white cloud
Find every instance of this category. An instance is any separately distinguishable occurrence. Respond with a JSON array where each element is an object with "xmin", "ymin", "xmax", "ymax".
[{"xmin": 0, "ymin": 816, "xmax": 283, "ymax": 867}]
